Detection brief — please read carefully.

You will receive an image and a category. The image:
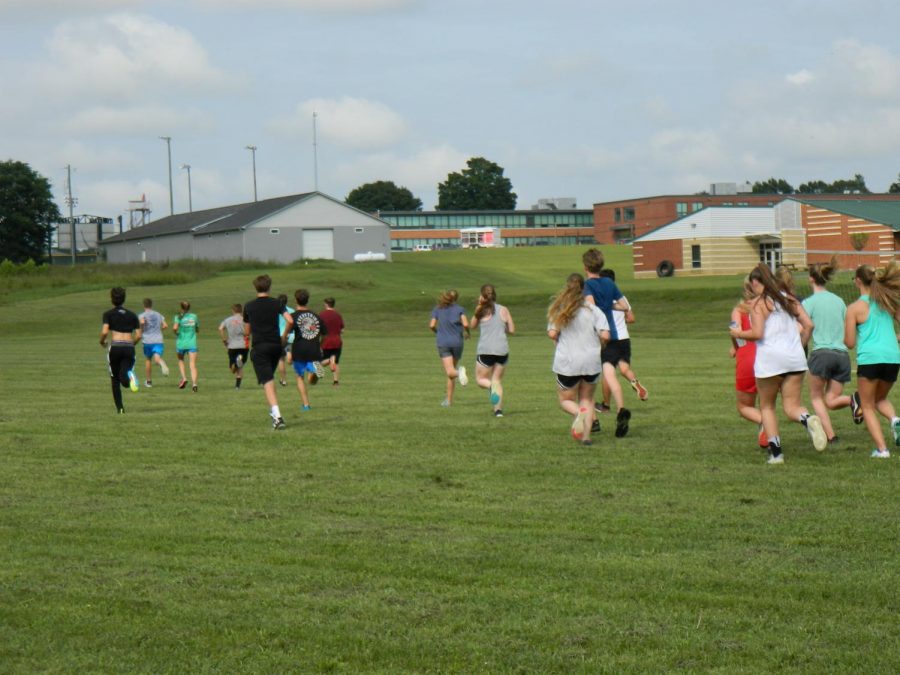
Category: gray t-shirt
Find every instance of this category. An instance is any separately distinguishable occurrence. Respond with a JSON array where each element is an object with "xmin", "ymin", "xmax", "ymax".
[
  {"xmin": 139, "ymin": 309, "xmax": 165, "ymax": 345},
  {"xmin": 219, "ymin": 314, "xmax": 246, "ymax": 349},
  {"xmin": 476, "ymin": 303, "xmax": 509, "ymax": 356},
  {"xmin": 431, "ymin": 303, "xmax": 465, "ymax": 349}
]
